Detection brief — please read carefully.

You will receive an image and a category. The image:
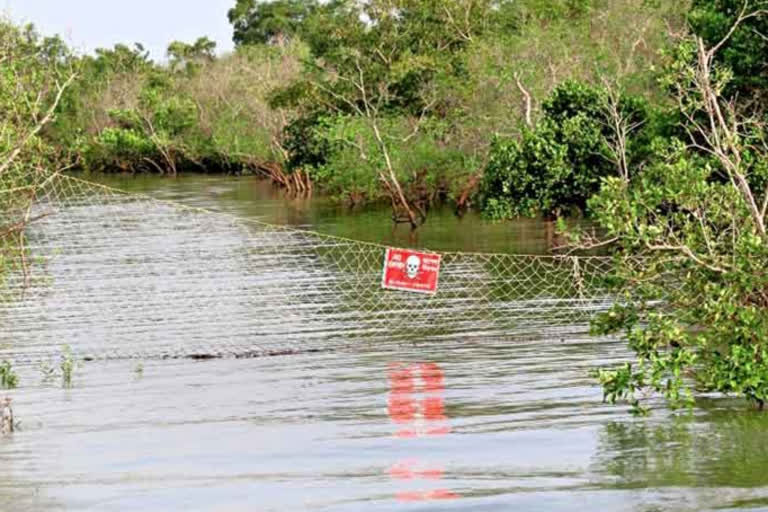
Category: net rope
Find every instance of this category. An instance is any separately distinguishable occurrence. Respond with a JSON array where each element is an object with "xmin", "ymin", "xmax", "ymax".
[{"xmin": 0, "ymin": 174, "xmax": 618, "ymax": 364}]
